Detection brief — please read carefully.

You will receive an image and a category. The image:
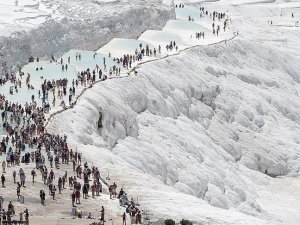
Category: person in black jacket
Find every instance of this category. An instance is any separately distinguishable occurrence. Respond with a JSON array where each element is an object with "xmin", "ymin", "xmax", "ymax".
[
  {"xmin": 40, "ymin": 190, "xmax": 46, "ymax": 205},
  {"xmin": 1, "ymin": 174, "xmax": 5, "ymax": 187}
]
